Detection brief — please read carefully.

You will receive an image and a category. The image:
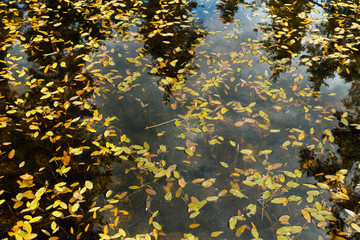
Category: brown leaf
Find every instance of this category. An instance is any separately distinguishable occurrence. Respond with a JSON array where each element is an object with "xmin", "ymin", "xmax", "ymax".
[{"xmin": 145, "ymin": 188, "xmax": 157, "ymax": 195}]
